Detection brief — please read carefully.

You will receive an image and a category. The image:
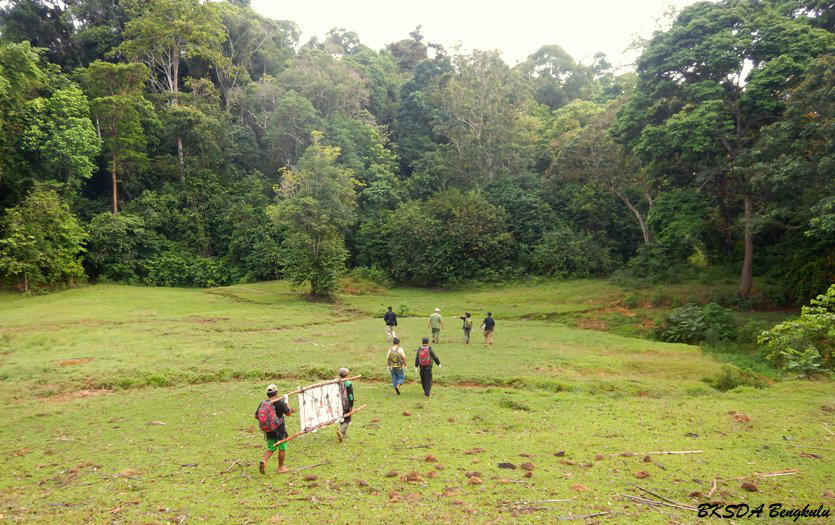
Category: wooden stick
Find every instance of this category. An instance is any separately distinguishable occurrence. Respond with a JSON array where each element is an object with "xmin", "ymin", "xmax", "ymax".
[
  {"xmin": 285, "ymin": 462, "xmax": 329, "ymax": 473},
  {"xmin": 556, "ymin": 511, "xmax": 611, "ymax": 520},
  {"xmin": 221, "ymin": 460, "xmax": 240, "ymax": 474},
  {"xmin": 404, "ymin": 444, "xmax": 432, "ymax": 449},
  {"xmin": 609, "ymin": 450, "xmax": 702, "ymax": 457},
  {"xmin": 822, "ymin": 423, "xmax": 834, "ymax": 436},
  {"xmin": 620, "ymin": 494, "xmax": 696, "ymax": 512},
  {"xmin": 281, "ymin": 376, "xmax": 362, "ymax": 397},
  {"xmin": 275, "ymin": 404, "xmax": 368, "ymax": 445},
  {"xmin": 764, "ymin": 441, "xmax": 835, "ymax": 451},
  {"xmin": 706, "ymin": 478, "xmax": 718, "ymax": 498},
  {"xmin": 632, "ymin": 485, "xmax": 685, "ymax": 507}
]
